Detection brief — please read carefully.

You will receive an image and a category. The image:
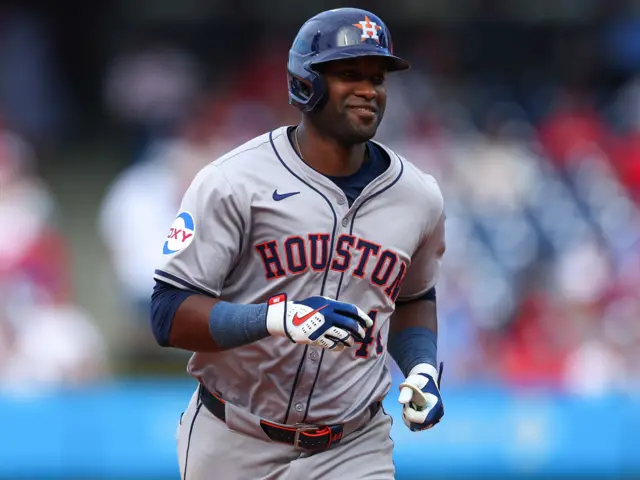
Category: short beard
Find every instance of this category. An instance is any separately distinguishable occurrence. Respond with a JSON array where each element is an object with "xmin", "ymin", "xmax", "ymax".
[{"xmin": 307, "ymin": 105, "xmax": 382, "ymax": 146}]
